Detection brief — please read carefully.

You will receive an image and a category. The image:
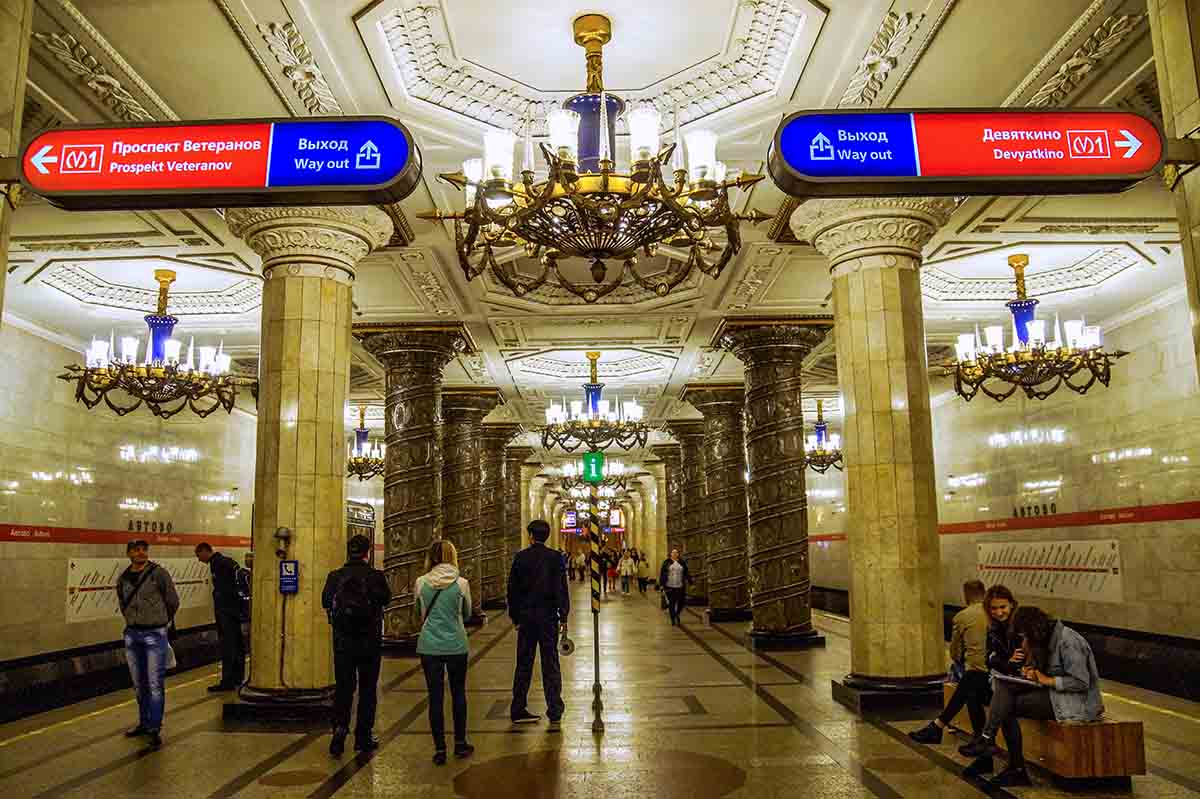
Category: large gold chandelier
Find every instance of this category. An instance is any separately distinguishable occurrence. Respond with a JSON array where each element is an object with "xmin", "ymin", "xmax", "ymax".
[{"xmin": 418, "ymin": 14, "xmax": 766, "ymax": 303}]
